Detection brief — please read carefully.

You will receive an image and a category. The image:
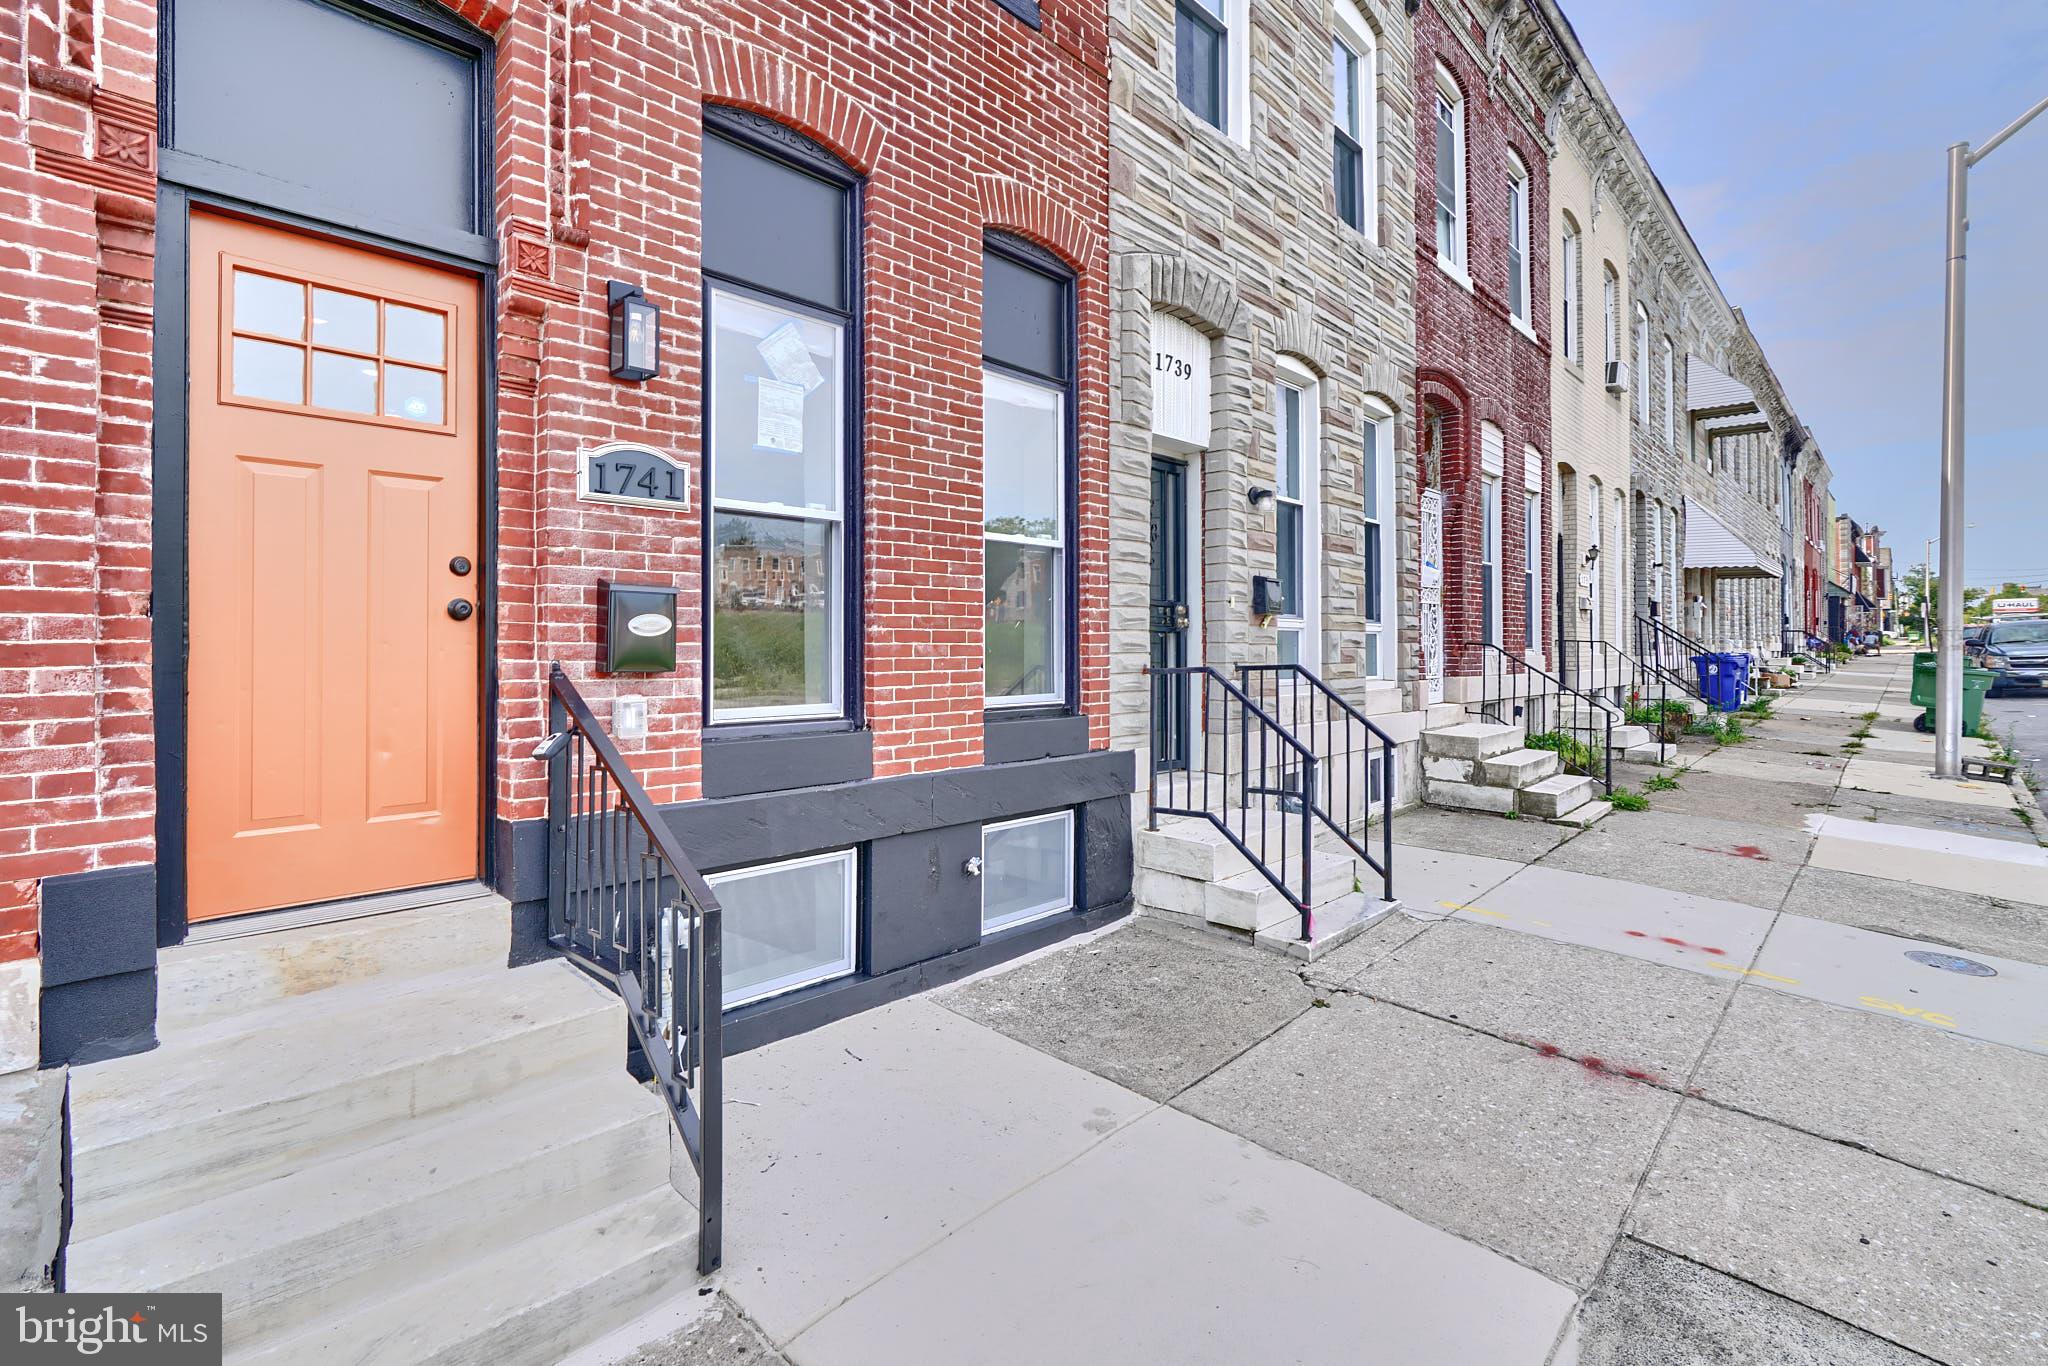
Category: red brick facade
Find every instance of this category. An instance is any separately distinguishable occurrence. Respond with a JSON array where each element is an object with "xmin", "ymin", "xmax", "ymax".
[
  {"xmin": 0, "ymin": 0, "xmax": 1111, "ymax": 967},
  {"xmin": 1409, "ymin": 2, "xmax": 1553, "ymax": 678}
]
